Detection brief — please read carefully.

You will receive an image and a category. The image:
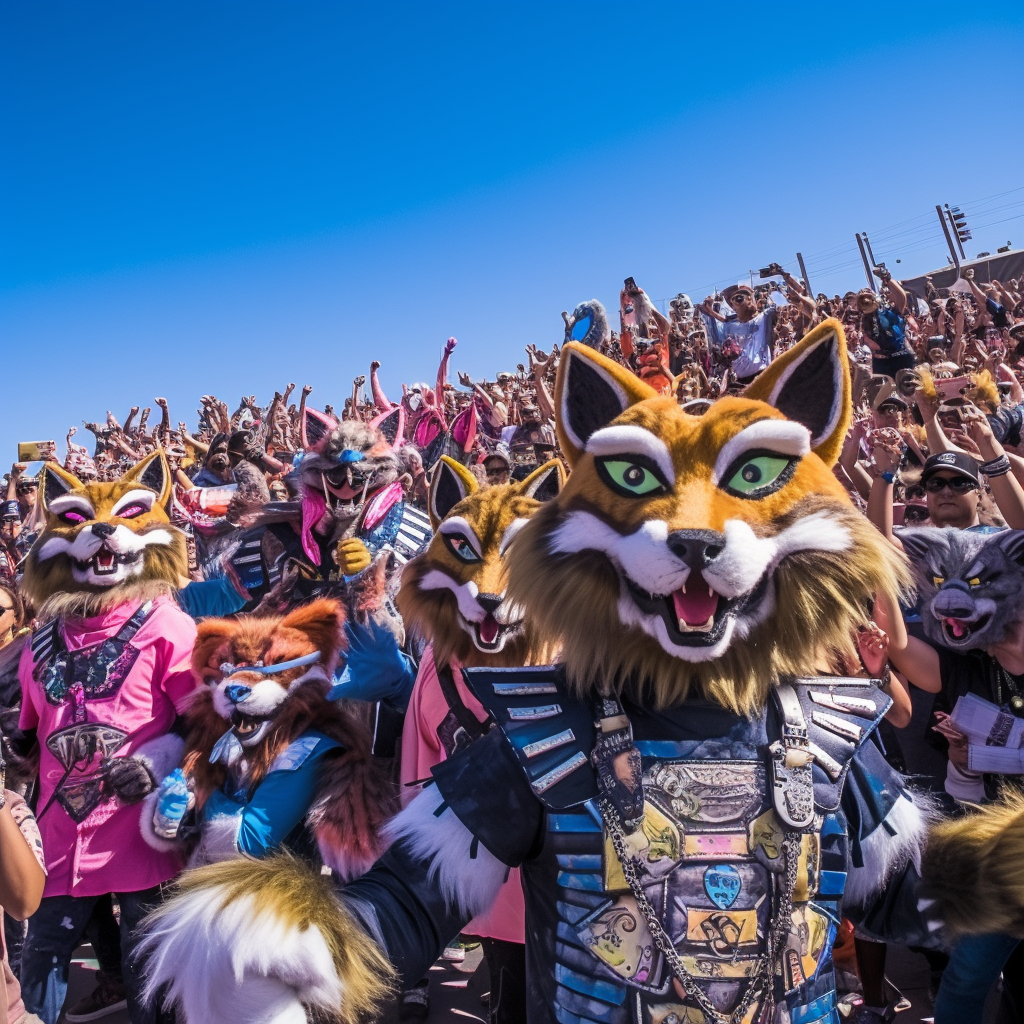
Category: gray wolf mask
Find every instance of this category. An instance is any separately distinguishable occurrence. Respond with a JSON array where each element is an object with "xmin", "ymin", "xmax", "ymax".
[{"xmin": 900, "ymin": 527, "xmax": 1024, "ymax": 650}]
